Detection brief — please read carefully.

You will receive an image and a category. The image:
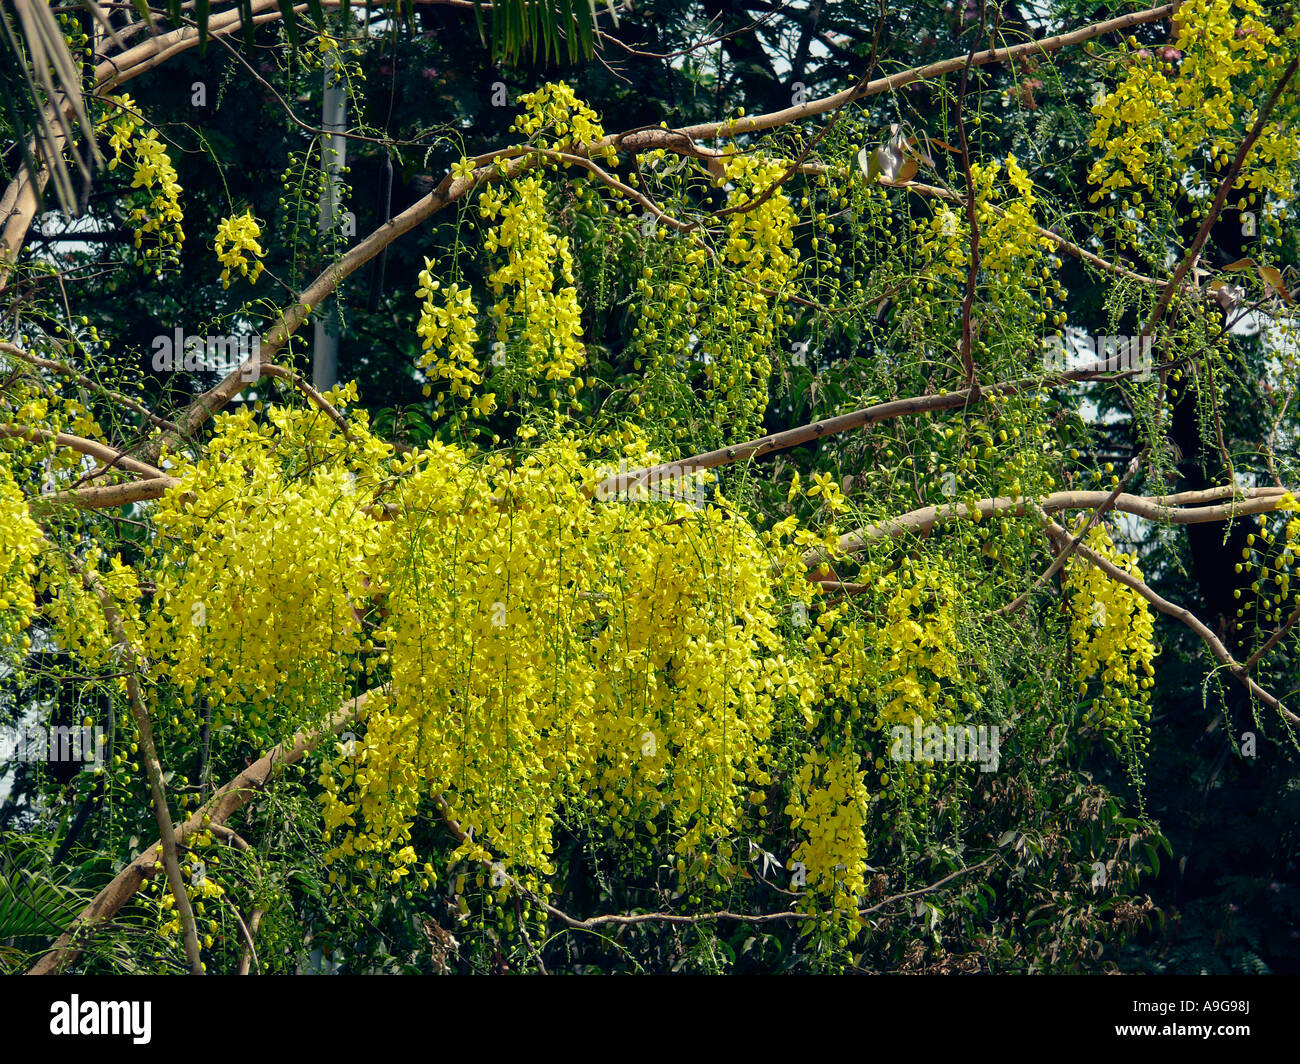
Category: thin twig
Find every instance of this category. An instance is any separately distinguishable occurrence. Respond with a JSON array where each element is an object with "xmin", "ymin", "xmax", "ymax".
[
  {"xmin": 989, "ymin": 456, "xmax": 1141, "ymax": 618},
  {"xmin": 1045, "ymin": 521, "xmax": 1298, "ymax": 726},
  {"xmin": 71, "ymin": 556, "xmax": 204, "ymax": 974}
]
